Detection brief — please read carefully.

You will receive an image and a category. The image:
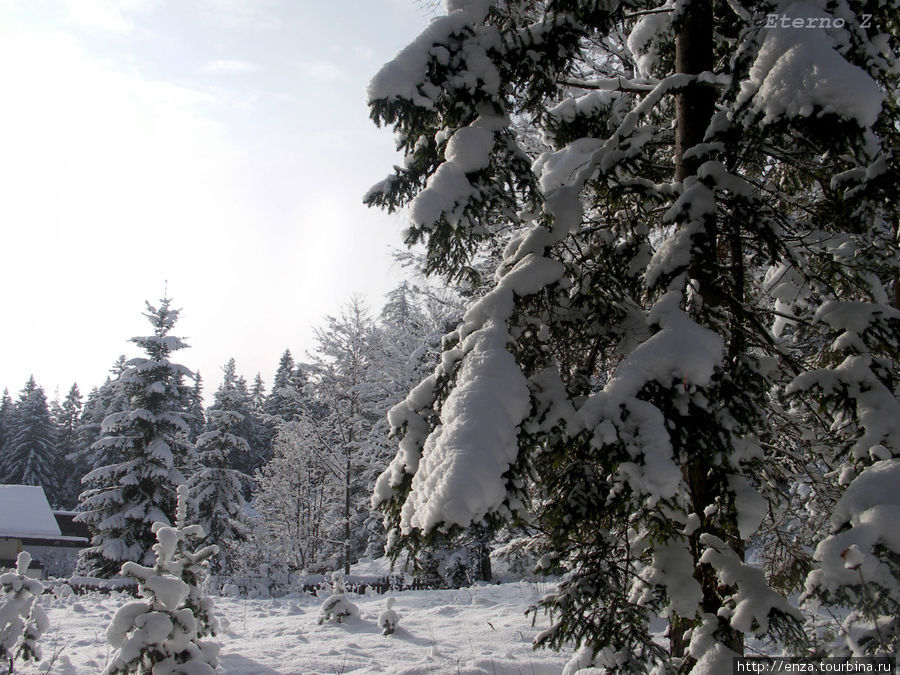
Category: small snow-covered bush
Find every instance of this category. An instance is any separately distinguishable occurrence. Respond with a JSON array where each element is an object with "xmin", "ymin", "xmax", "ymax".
[
  {"xmin": 0, "ymin": 552, "xmax": 49, "ymax": 673},
  {"xmin": 103, "ymin": 486, "xmax": 220, "ymax": 674},
  {"xmin": 52, "ymin": 583, "xmax": 74, "ymax": 602},
  {"xmin": 377, "ymin": 598, "xmax": 399, "ymax": 635},
  {"xmin": 316, "ymin": 572, "xmax": 359, "ymax": 625}
]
